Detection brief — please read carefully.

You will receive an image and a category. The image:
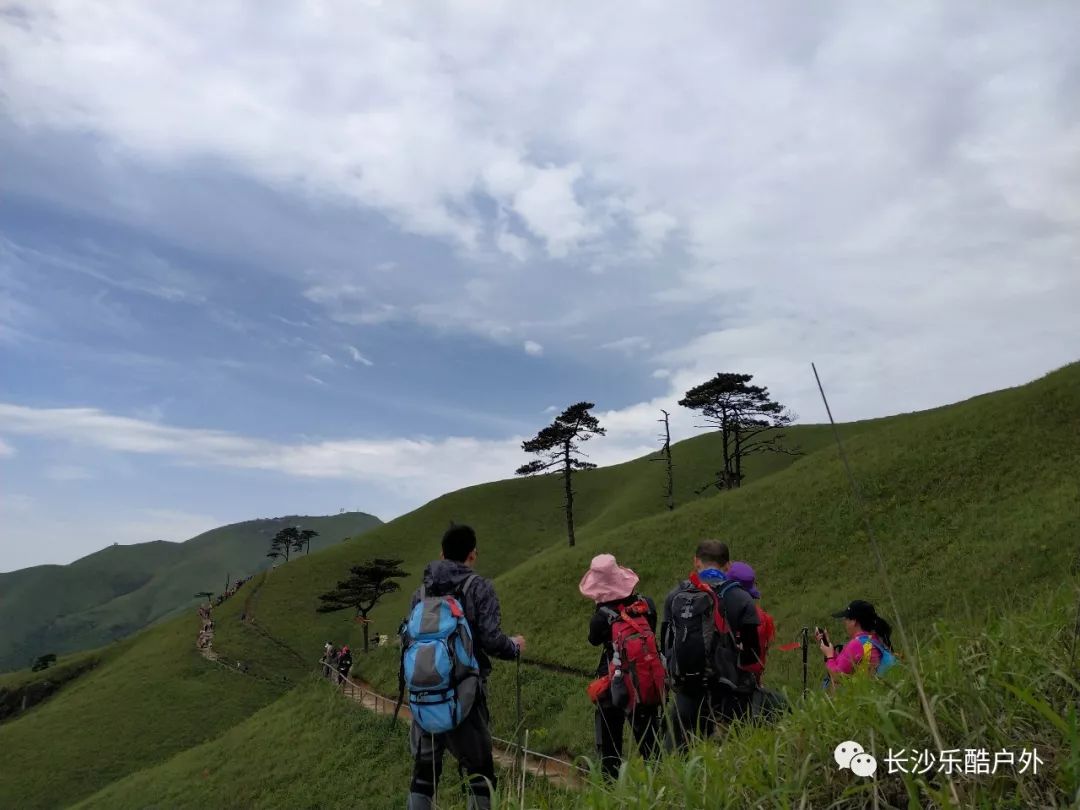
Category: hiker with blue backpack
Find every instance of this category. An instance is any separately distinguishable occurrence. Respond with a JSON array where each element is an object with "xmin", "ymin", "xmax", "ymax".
[
  {"xmin": 661, "ymin": 539, "xmax": 763, "ymax": 750},
  {"xmin": 400, "ymin": 524, "xmax": 525, "ymax": 810},
  {"xmin": 817, "ymin": 599, "xmax": 896, "ymax": 686},
  {"xmin": 580, "ymin": 554, "xmax": 665, "ymax": 781}
]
